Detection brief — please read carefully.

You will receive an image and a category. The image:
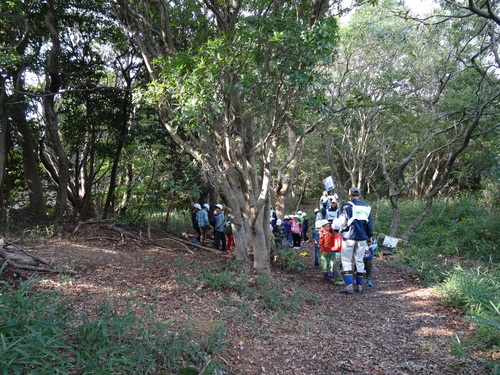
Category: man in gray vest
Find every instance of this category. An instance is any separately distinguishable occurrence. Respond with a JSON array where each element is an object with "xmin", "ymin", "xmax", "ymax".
[{"xmin": 338, "ymin": 187, "xmax": 374, "ymax": 293}]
